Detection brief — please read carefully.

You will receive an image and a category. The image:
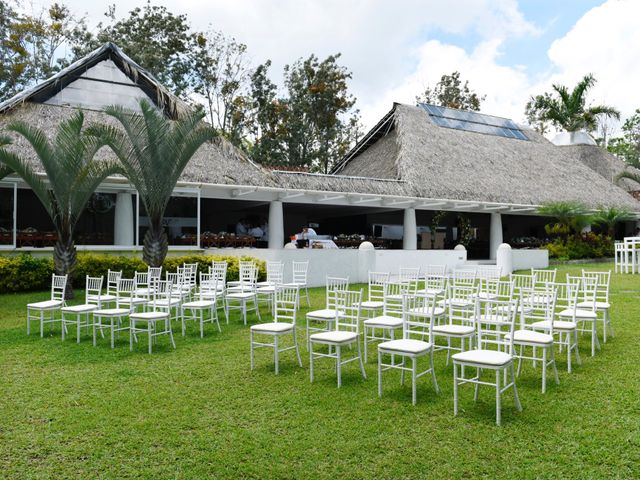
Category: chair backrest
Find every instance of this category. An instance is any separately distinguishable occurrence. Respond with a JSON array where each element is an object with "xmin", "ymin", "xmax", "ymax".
[
  {"xmin": 446, "ymin": 283, "xmax": 478, "ymax": 325},
  {"xmin": 424, "ymin": 274, "xmax": 447, "ymax": 295},
  {"xmin": 368, "ymin": 271, "xmax": 389, "ymax": 303},
  {"xmin": 274, "ymin": 285, "xmax": 299, "ymax": 323},
  {"xmin": 292, "ymin": 261, "xmax": 309, "ymax": 285},
  {"xmin": 476, "ymin": 297, "xmax": 519, "ymax": 354},
  {"xmin": 383, "ymin": 281, "xmax": 409, "ymax": 317},
  {"xmin": 149, "ymin": 279, "xmax": 172, "ymax": 308},
  {"xmin": 85, "ymin": 276, "xmax": 104, "ymax": 305},
  {"xmin": 398, "ymin": 267, "xmax": 420, "ymax": 295},
  {"xmin": 183, "ymin": 263, "xmax": 198, "ymax": 287},
  {"xmin": 326, "ymin": 276, "xmax": 349, "ymax": 310},
  {"xmin": 237, "ymin": 264, "xmax": 259, "ymax": 292},
  {"xmin": 51, "ymin": 274, "xmax": 67, "ymax": 302},
  {"xmin": 451, "ymin": 268, "xmax": 476, "ymax": 286},
  {"xmin": 148, "ymin": 266, "xmax": 163, "ymax": 280},
  {"xmin": 134, "ymin": 271, "xmax": 148, "ymax": 289},
  {"xmin": 266, "ymin": 261, "xmax": 284, "ymax": 285},
  {"xmin": 335, "ymin": 289, "xmax": 362, "ymax": 334},
  {"xmin": 168, "ymin": 270, "xmax": 187, "ymax": 297},
  {"xmin": 476, "ymin": 265, "xmax": 501, "ymax": 280},
  {"xmin": 210, "ymin": 261, "xmax": 228, "ymax": 288},
  {"xmin": 423, "ymin": 265, "xmax": 446, "ymax": 277},
  {"xmin": 510, "ymin": 273, "xmax": 533, "ymax": 293},
  {"xmin": 568, "ymin": 274, "xmax": 597, "ymax": 311},
  {"xmin": 532, "ymin": 268, "xmax": 557, "ymax": 288},
  {"xmin": 582, "ymin": 270, "xmax": 611, "ymax": 304},
  {"xmin": 520, "ymin": 282, "xmax": 557, "ymax": 332},
  {"xmin": 554, "ymin": 278, "xmax": 581, "ymax": 311},
  {"xmin": 116, "ymin": 278, "xmax": 136, "ymax": 309},
  {"xmin": 402, "ymin": 293, "xmax": 438, "ymax": 343},
  {"xmin": 198, "ymin": 273, "xmax": 218, "ymax": 300},
  {"xmin": 106, "ymin": 269, "xmax": 122, "ymax": 295},
  {"xmin": 480, "ymin": 278, "xmax": 515, "ymax": 301}
]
